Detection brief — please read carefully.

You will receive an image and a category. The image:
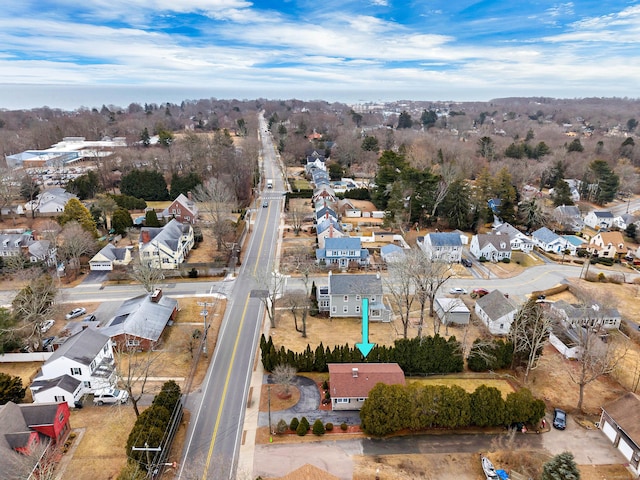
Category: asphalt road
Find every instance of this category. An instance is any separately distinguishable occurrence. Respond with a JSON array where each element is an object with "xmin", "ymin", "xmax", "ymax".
[{"xmin": 176, "ymin": 114, "xmax": 284, "ymax": 479}]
